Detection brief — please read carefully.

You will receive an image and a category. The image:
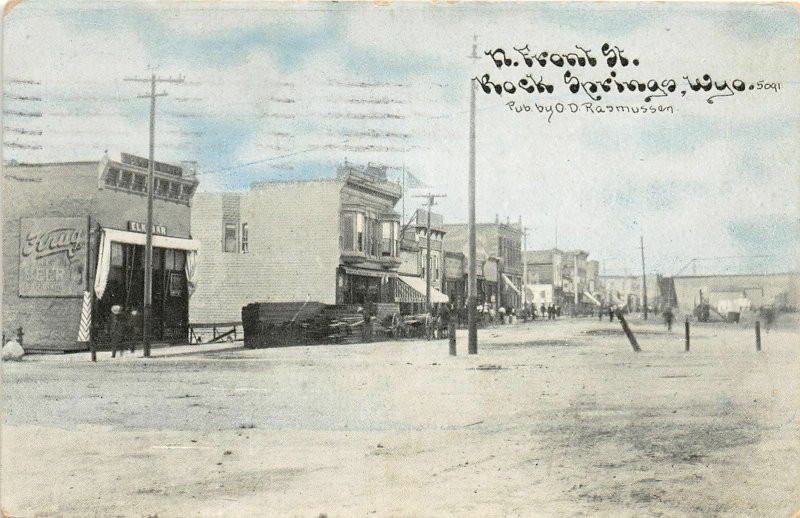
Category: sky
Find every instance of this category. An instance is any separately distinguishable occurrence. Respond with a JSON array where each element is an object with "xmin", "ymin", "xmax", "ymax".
[{"xmin": 3, "ymin": 1, "xmax": 799, "ymax": 276}]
